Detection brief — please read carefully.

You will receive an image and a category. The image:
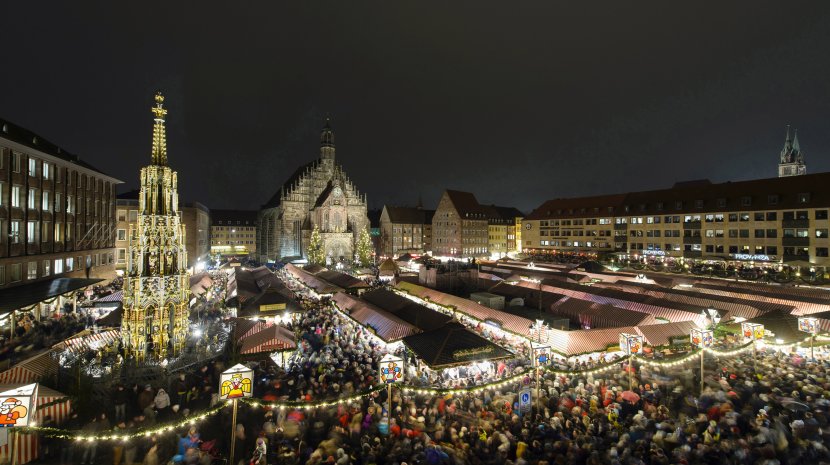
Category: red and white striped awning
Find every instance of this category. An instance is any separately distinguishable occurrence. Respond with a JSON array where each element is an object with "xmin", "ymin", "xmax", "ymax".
[
  {"xmin": 55, "ymin": 329, "xmax": 121, "ymax": 354},
  {"xmin": 0, "ymin": 351, "xmax": 59, "ymax": 384},
  {"xmin": 0, "ymin": 384, "xmax": 71, "ymax": 465},
  {"xmin": 239, "ymin": 323, "xmax": 297, "ymax": 354}
]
